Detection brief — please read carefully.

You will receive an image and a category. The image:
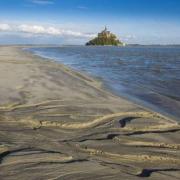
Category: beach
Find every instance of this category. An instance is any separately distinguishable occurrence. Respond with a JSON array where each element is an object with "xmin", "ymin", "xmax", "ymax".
[{"xmin": 0, "ymin": 46, "xmax": 180, "ymax": 179}]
